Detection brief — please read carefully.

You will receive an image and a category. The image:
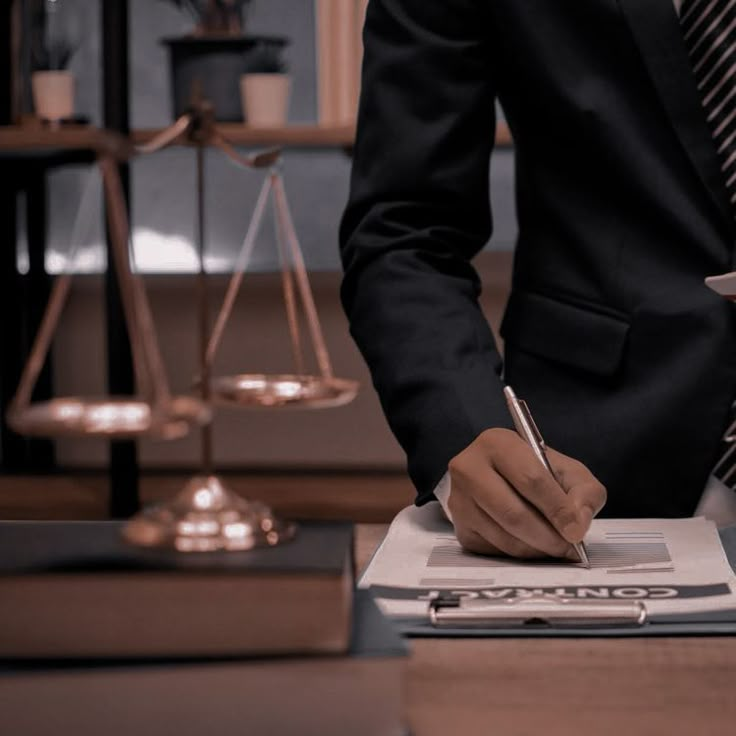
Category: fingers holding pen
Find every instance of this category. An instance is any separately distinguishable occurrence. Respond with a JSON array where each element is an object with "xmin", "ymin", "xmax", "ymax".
[
  {"xmin": 446, "ymin": 425, "xmax": 608, "ymax": 560},
  {"xmin": 547, "ymin": 448, "xmax": 607, "ymax": 541},
  {"xmin": 486, "ymin": 430, "xmax": 605, "ymax": 544},
  {"xmin": 448, "ymin": 430, "xmax": 580, "ymax": 560}
]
